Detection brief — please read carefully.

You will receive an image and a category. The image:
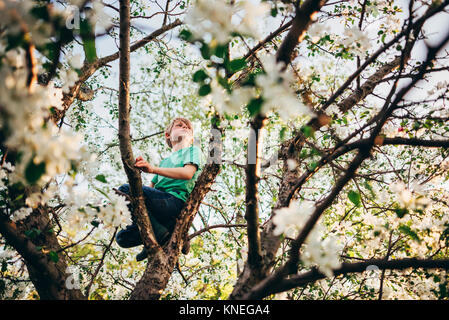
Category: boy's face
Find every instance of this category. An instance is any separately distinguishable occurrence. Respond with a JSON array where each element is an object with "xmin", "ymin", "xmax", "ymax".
[{"xmin": 168, "ymin": 120, "xmax": 193, "ymax": 145}]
